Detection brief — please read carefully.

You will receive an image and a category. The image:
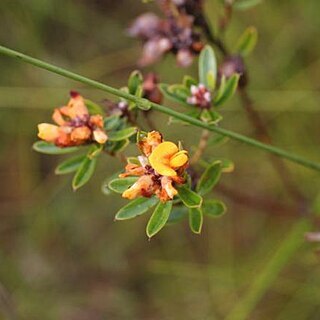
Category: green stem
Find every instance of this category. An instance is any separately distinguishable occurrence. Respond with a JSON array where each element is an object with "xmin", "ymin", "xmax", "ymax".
[{"xmin": 0, "ymin": 45, "xmax": 319, "ymax": 171}]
